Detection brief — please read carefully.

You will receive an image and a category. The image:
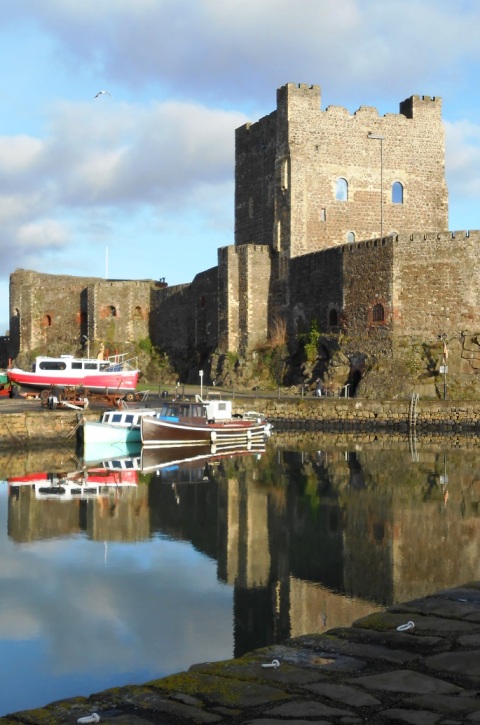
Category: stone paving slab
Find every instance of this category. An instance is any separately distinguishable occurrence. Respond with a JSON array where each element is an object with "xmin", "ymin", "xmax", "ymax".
[{"xmin": 4, "ymin": 583, "xmax": 480, "ymax": 724}]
